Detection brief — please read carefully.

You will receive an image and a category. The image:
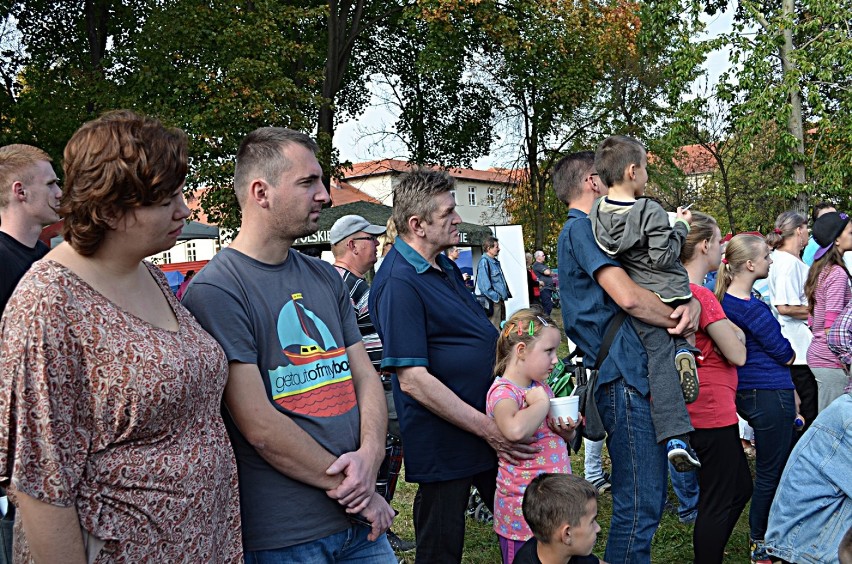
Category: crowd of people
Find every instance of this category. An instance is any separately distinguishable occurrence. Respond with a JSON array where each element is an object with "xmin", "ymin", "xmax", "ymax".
[{"xmin": 0, "ymin": 112, "xmax": 849, "ymax": 564}]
